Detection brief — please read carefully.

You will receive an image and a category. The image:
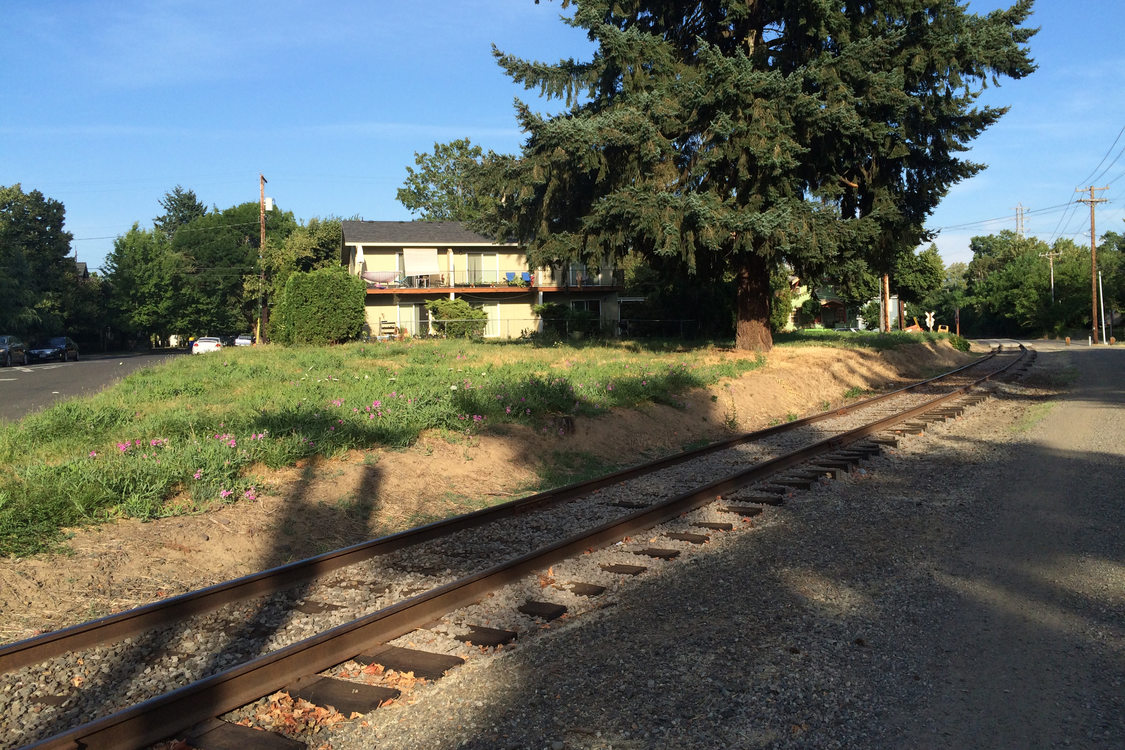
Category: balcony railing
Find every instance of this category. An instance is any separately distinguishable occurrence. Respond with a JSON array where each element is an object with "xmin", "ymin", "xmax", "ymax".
[{"xmin": 363, "ymin": 268, "xmax": 623, "ymax": 290}]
